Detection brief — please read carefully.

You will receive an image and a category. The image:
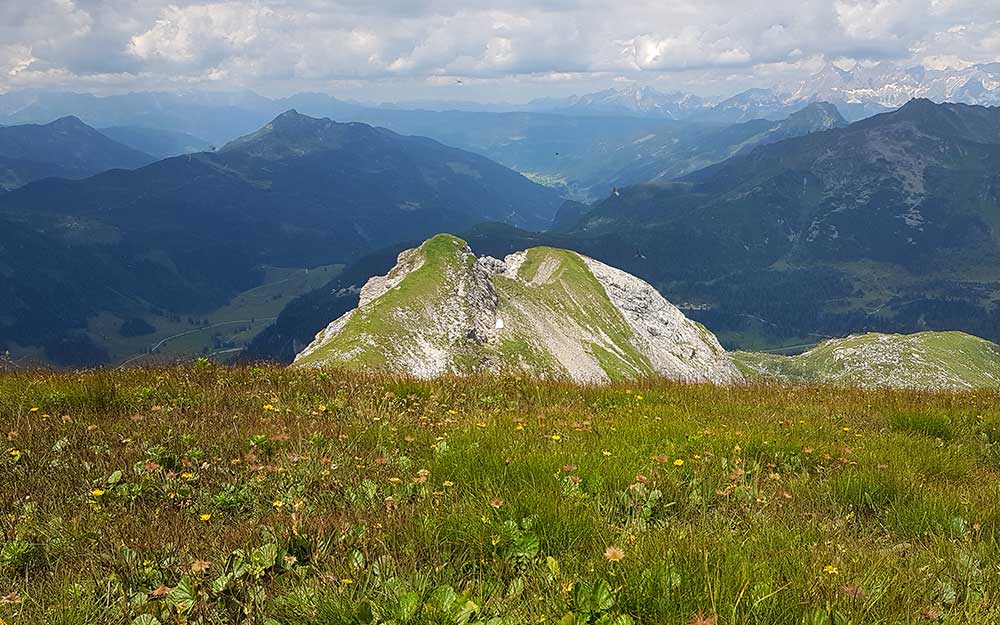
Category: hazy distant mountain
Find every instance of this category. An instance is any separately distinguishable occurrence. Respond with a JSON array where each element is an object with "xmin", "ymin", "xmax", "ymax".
[
  {"xmin": 518, "ymin": 84, "xmax": 876, "ymax": 123},
  {"xmin": 99, "ymin": 125, "xmax": 213, "ymax": 158},
  {"xmin": 554, "ymin": 102, "xmax": 848, "ymax": 198},
  {"xmin": 526, "ymin": 85, "xmax": 706, "ymax": 119},
  {"xmin": 7, "ymin": 63, "xmax": 1000, "ymax": 146},
  {"xmin": 0, "ymin": 116, "xmax": 155, "ymax": 189},
  {"xmin": 335, "ymin": 108, "xmax": 674, "ymax": 196},
  {"xmin": 706, "ymin": 62, "xmax": 1000, "ymax": 124},
  {"xmin": 0, "ymin": 110, "xmax": 560, "ymax": 365},
  {"xmin": 516, "ymin": 63, "xmax": 1000, "ymax": 124},
  {"xmin": 0, "ymin": 89, "xmax": 329, "ymax": 144},
  {"xmin": 373, "ymin": 99, "xmax": 525, "ymax": 113}
]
